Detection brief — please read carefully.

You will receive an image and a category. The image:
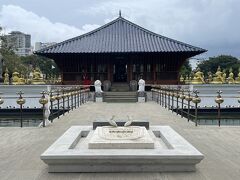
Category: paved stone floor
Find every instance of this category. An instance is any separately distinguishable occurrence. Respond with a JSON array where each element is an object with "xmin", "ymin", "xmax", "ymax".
[{"xmin": 1, "ymin": 102, "xmax": 240, "ymax": 180}]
